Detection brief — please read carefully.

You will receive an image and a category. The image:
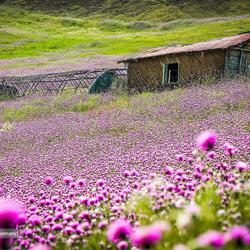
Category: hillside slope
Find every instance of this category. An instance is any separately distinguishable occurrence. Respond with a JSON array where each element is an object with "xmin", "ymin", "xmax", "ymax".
[
  {"xmin": 2, "ymin": 0, "xmax": 250, "ymax": 21},
  {"xmin": 0, "ymin": 0, "xmax": 250, "ymax": 75}
]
